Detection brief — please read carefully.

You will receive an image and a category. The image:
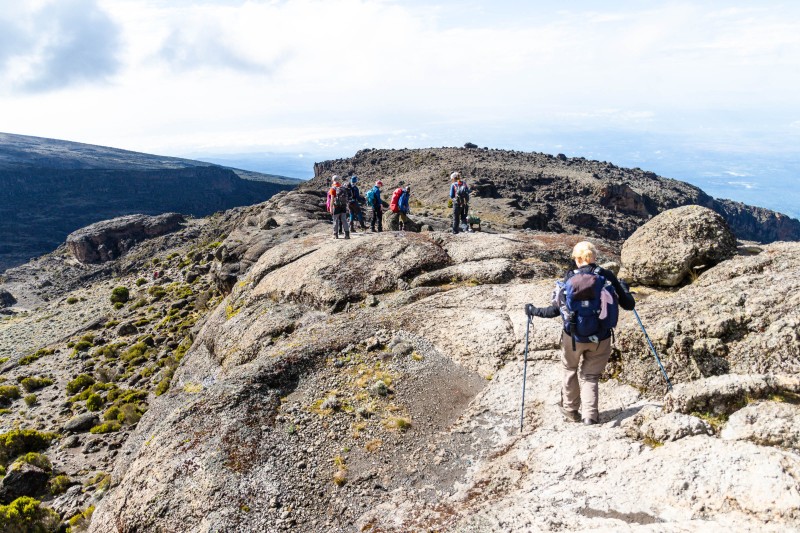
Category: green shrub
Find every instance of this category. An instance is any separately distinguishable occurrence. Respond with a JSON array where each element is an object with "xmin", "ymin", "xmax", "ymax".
[
  {"xmin": 66, "ymin": 374, "xmax": 95, "ymax": 395},
  {"xmin": 110, "ymin": 286, "xmax": 130, "ymax": 304},
  {"xmin": 0, "ymin": 430, "xmax": 59, "ymax": 464},
  {"xmin": 0, "ymin": 464, "xmax": 5, "ymax": 476},
  {"xmin": 85, "ymin": 393, "xmax": 103, "ymax": 411},
  {"xmin": 72, "ymin": 340, "xmax": 93, "ymax": 353},
  {"xmin": 135, "ymin": 278, "xmax": 147, "ymax": 287},
  {"xmin": 117, "ymin": 403, "xmax": 144, "ymax": 425},
  {"xmin": 24, "ymin": 394, "xmax": 37, "ymax": 407},
  {"xmin": 89, "ymin": 421, "xmax": 121, "ymax": 434},
  {"xmin": 103, "ymin": 406, "xmax": 120, "ymax": 421},
  {"xmin": 66, "ymin": 297, "xmax": 79, "ymax": 305},
  {"xmin": 12, "ymin": 452, "xmax": 52, "ymax": 472},
  {"xmin": 49, "ymin": 474, "xmax": 73, "ymax": 495},
  {"xmin": 0, "ymin": 385, "xmax": 21, "ymax": 401},
  {"xmin": 19, "ymin": 377, "xmax": 53, "ymax": 392},
  {"xmin": 67, "ymin": 504, "xmax": 95, "ymax": 531},
  {"xmin": 147, "ymin": 286, "xmax": 167, "ymax": 300},
  {"xmin": 19, "ymin": 348, "xmax": 54, "ymax": 366},
  {"xmin": 0, "ymin": 497, "xmax": 60, "ymax": 533}
]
